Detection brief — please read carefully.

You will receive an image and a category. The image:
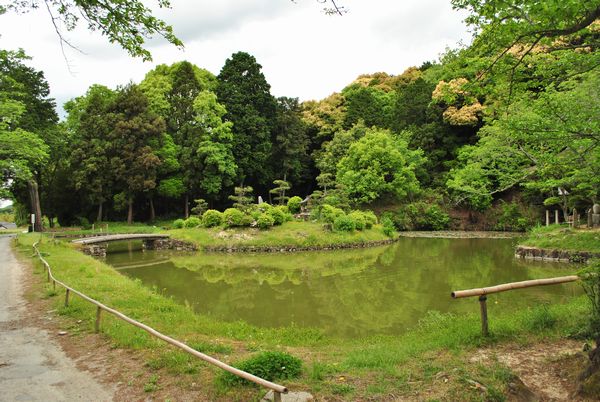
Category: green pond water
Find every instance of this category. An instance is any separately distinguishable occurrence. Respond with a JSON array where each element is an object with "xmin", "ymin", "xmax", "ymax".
[{"xmin": 104, "ymin": 237, "xmax": 581, "ymax": 338}]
